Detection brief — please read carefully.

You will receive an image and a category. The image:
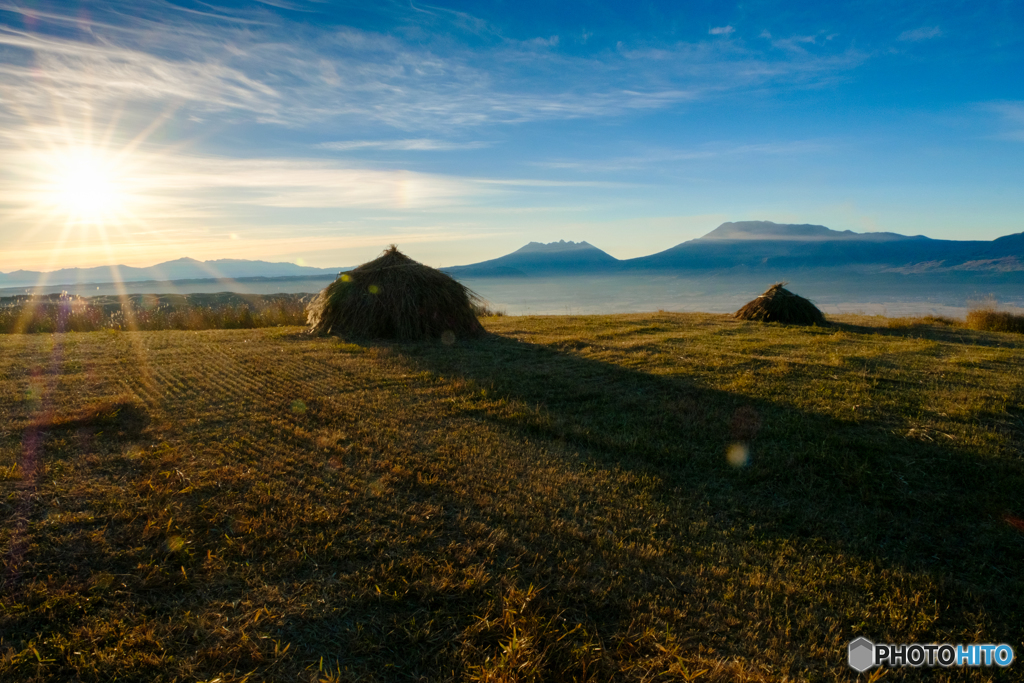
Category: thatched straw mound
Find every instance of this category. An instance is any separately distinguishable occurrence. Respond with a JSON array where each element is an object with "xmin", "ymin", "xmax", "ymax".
[
  {"xmin": 307, "ymin": 246, "xmax": 485, "ymax": 340},
  {"xmin": 735, "ymin": 283, "xmax": 827, "ymax": 326}
]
